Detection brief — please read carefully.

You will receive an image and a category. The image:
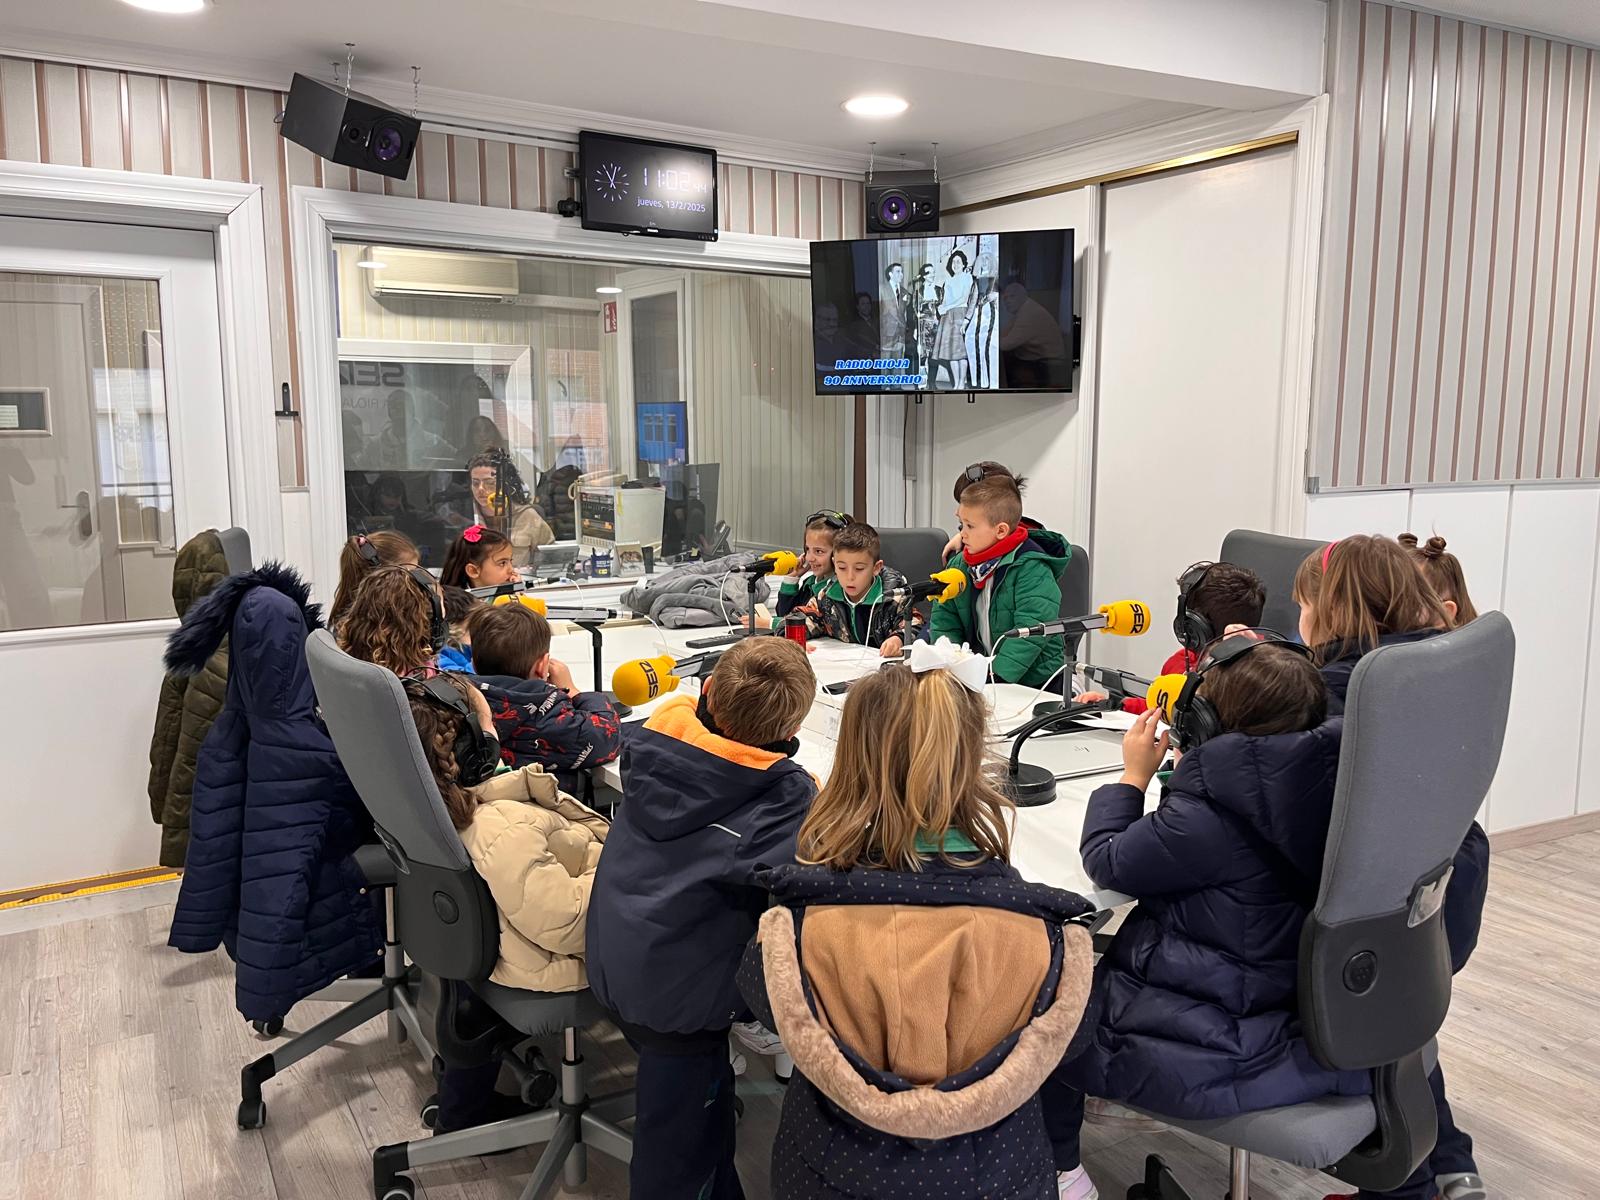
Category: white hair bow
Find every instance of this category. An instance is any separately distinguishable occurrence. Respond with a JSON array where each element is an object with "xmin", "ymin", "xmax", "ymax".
[{"xmin": 906, "ymin": 636, "xmax": 992, "ymax": 693}]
